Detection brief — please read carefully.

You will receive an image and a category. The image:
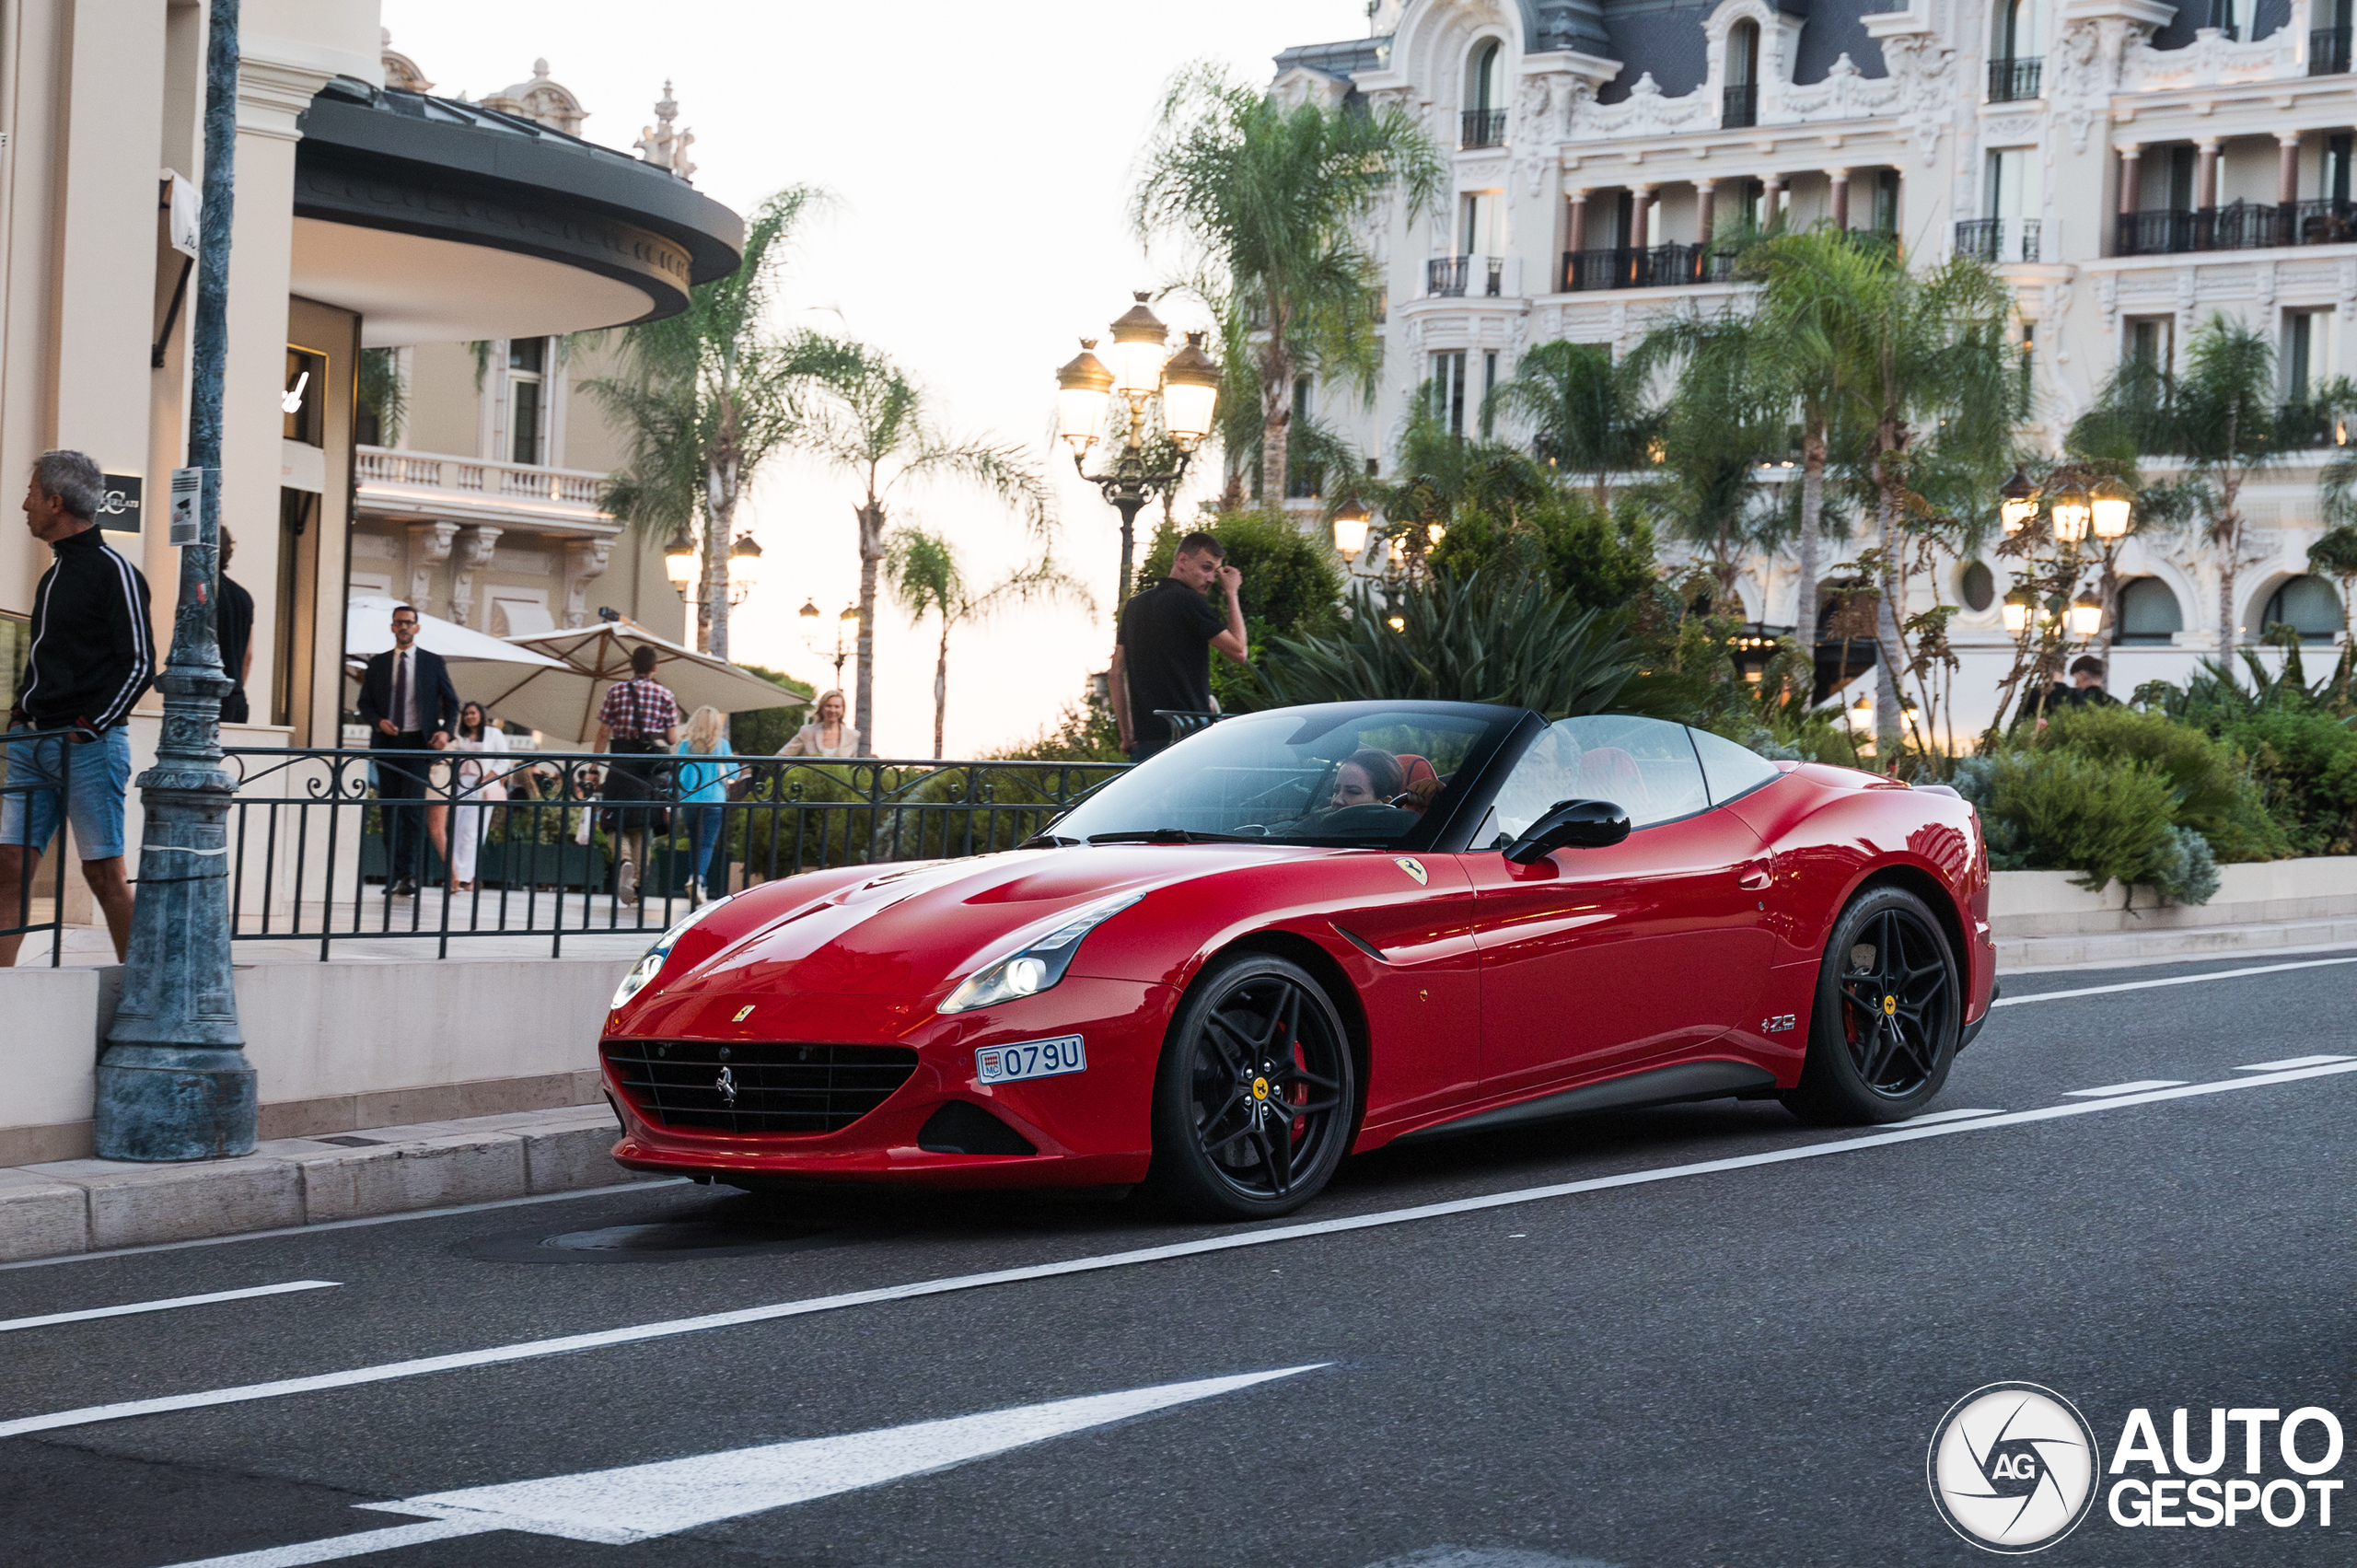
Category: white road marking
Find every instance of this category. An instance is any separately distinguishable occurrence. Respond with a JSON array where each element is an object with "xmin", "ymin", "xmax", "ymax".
[
  {"xmin": 155, "ymin": 1519, "xmax": 484, "ymax": 1568},
  {"xmin": 1897, "ymin": 1108, "xmax": 2007, "ymax": 1126},
  {"xmin": 7, "ymin": 1060, "xmax": 2354, "ymax": 1442},
  {"xmin": 0, "ymin": 1179, "xmax": 689, "ymax": 1274},
  {"xmin": 0, "ymin": 1281, "xmax": 337, "ymax": 1334},
  {"xmin": 2062, "ymin": 1080, "xmax": 2189, "ymax": 1097},
  {"xmin": 1991, "ymin": 955, "xmax": 2357, "ymax": 1008},
  {"xmin": 153, "ymin": 1368, "xmax": 1322, "ymax": 1567},
  {"xmin": 2237, "ymin": 1054, "xmax": 2356, "ymax": 1073}
]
